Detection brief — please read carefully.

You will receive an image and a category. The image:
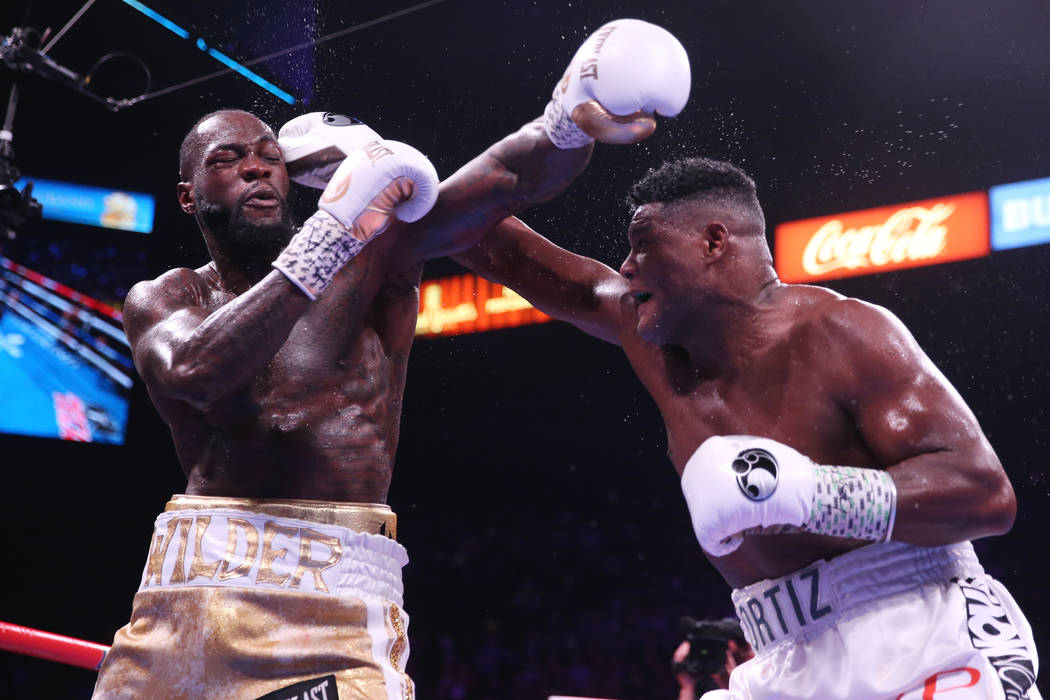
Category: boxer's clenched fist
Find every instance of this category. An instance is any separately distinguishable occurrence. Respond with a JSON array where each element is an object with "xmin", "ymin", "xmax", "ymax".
[
  {"xmin": 681, "ymin": 435, "xmax": 897, "ymax": 557},
  {"xmin": 273, "ymin": 140, "xmax": 439, "ymax": 300},
  {"xmin": 543, "ymin": 19, "xmax": 691, "ymax": 149}
]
